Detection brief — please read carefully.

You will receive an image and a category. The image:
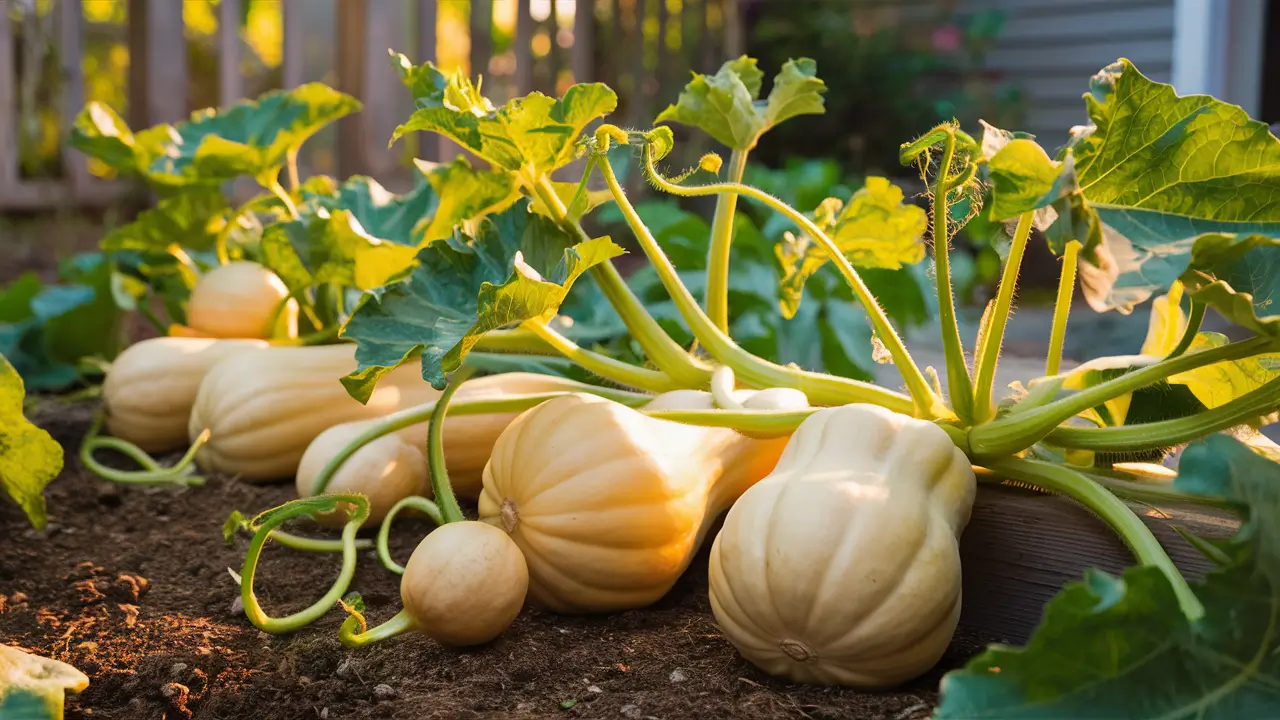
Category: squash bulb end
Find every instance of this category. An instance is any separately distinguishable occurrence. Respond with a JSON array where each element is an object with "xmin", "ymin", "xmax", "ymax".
[
  {"xmin": 500, "ymin": 499, "xmax": 520, "ymax": 533},
  {"xmin": 779, "ymin": 639, "xmax": 816, "ymax": 662}
]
